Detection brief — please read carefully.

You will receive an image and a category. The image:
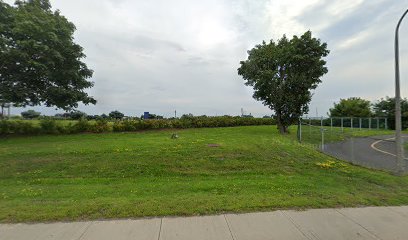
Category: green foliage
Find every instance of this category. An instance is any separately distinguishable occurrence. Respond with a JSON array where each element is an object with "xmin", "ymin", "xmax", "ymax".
[
  {"xmin": 21, "ymin": 110, "xmax": 41, "ymax": 119},
  {"xmin": 91, "ymin": 119, "xmax": 110, "ymax": 133},
  {"xmin": 71, "ymin": 118, "xmax": 91, "ymax": 133},
  {"xmin": 0, "ymin": 120, "xmax": 40, "ymax": 135},
  {"xmin": 0, "ymin": 0, "xmax": 96, "ymax": 110},
  {"xmin": 373, "ymin": 97, "xmax": 408, "ymax": 117},
  {"xmin": 109, "ymin": 110, "xmax": 125, "ymax": 120},
  {"xmin": 329, "ymin": 97, "xmax": 372, "ymax": 117},
  {"xmin": 238, "ymin": 31, "xmax": 329, "ymax": 134},
  {"xmin": 0, "ymin": 116, "xmax": 275, "ymax": 136},
  {"xmin": 9, "ymin": 115, "xmax": 22, "ymax": 120},
  {"xmin": 39, "ymin": 118, "xmax": 59, "ymax": 134},
  {"xmin": 68, "ymin": 111, "xmax": 87, "ymax": 120},
  {"xmin": 112, "ymin": 116, "xmax": 275, "ymax": 132},
  {"xmin": 373, "ymin": 97, "xmax": 408, "ymax": 130}
]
